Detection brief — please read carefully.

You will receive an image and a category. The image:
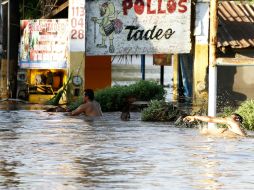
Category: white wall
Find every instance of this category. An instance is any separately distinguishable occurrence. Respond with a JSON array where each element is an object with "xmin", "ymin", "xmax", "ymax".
[{"xmin": 111, "ymin": 55, "xmax": 173, "ymax": 101}]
